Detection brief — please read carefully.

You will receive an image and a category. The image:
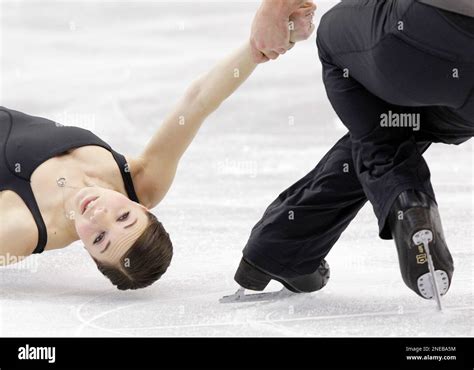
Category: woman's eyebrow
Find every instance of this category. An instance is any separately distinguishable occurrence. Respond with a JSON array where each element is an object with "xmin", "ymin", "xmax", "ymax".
[
  {"xmin": 123, "ymin": 218, "xmax": 138, "ymax": 229},
  {"xmin": 100, "ymin": 218, "xmax": 138, "ymax": 254},
  {"xmin": 100, "ymin": 241, "xmax": 111, "ymax": 254}
]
